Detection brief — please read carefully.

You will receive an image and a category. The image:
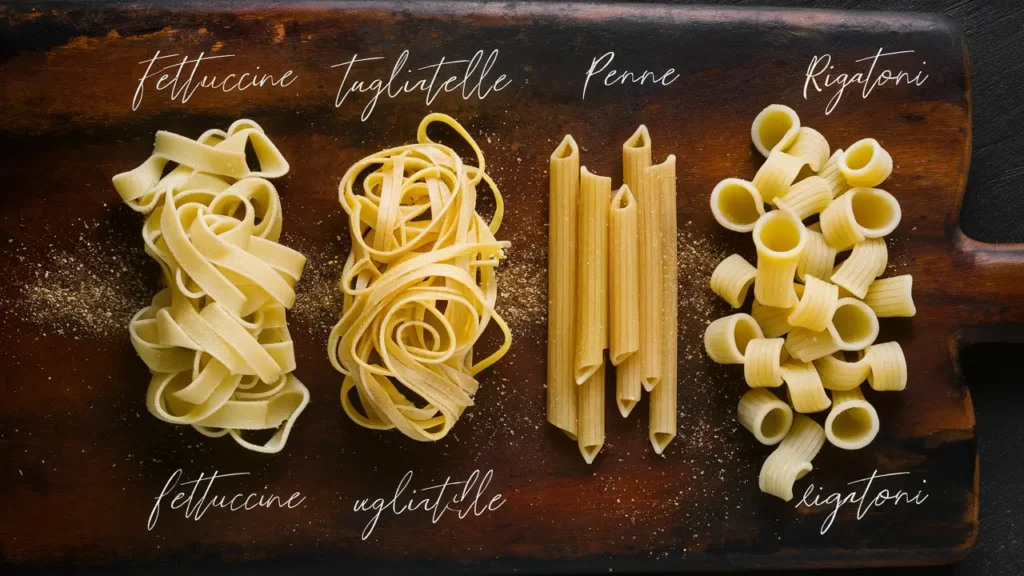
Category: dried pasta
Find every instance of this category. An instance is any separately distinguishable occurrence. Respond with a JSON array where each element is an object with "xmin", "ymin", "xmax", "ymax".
[
  {"xmin": 759, "ymin": 415, "xmax": 826, "ymax": 501},
  {"xmin": 786, "ymin": 127, "xmax": 831, "ymax": 172},
  {"xmin": 751, "ymin": 104, "xmax": 801, "ymax": 158},
  {"xmin": 711, "ymin": 178, "xmax": 765, "ymax": 232},
  {"xmin": 839, "ymin": 138, "xmax": 893, "ymax": 188},
  {"xmin": 775, "ymin": 176, "xmax": 832, "ymax": 220},
  {"xmin": 865, "ymin": 341, "xmax": 908, "ymax": 391},
  {"xmin": 634, "ymin": 129, "xmax": 664, "ymax": 392},
  {"xmin": 578, "ymin": 362, "xmax": 606, "ymax": 464},
  {"xmin": 751, "ymin": 300, "xmax": 795, "ymax": 338},
  {"xmin": 831, "ymin": 238, "xmax": 888, "ymax": 299},
  {"xmin": 814, "ymin": 352, "xmax": 870, "ymax": 391},
  {"xmin": 797, "ymin": 228, "xmax": 838, "ymax": 283},
  {"xmin": 825, "ymin": 386, "xmax": 879, "ymax": 450},
  {"xmin": 785, "ymin": 326, "xmax": 841, "ymax": 363},
  {"xmin": 650, "ymin": 155, "xmax": 679, "ymax": 452},
  {"xmin": 827, "ymin": 297, "xmax": 879, "ymax": 351},
  {"xmin": 780, "ymin": 361, "xmax": 832, "ymax": 413},
  {"xmin": 705, "ymin": 313, "xmax": 763, "ymax": 364},
  {"xmin": 787, "ymin": 275, "xmax": 839, "ymax": 332},
  {"xmin": 116, "ymin": 119, "xmax": 309, "ymax": 454},
  {"xmin": 575, "ymin": 167, "xmax": 611, "ymax": 384},
  {"xmin": 818, "ymin": 149, "xmax": 851, "ymax": 198},
  {"xmin": 820, "ymin": 187, "xmax": 902, "ymax": 250},
  {"xmin": 863, "ymin": 275, "xmax": 916, "ymax": 317},
  {"xmin": 329, "ymin": 113, "xmax": 511, "ymax": 442},
  {"xmin": 753, "ymin": 150, "xmax": 808, "ymax": 204},
  {"xmin": 753, "ymin": 210, "xmax": 807, "ymax": 307},
  {"xmin": 744, "ymin": 338, "xmax": 787, "ymax": 388},
  {"xmin": 609, "ymin": 185, "xmax": 640, "ymax": 366},
  {"xmin": 738, "ymin": 388, "xmax": 793, "ymax": 445},
  {"xmin": 710, "ymin": 254, "xmax": 757, "ymax": 308},
  {"xmin": 547, "ymin": 135, "xmax": 579, "ymax": 437}
]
